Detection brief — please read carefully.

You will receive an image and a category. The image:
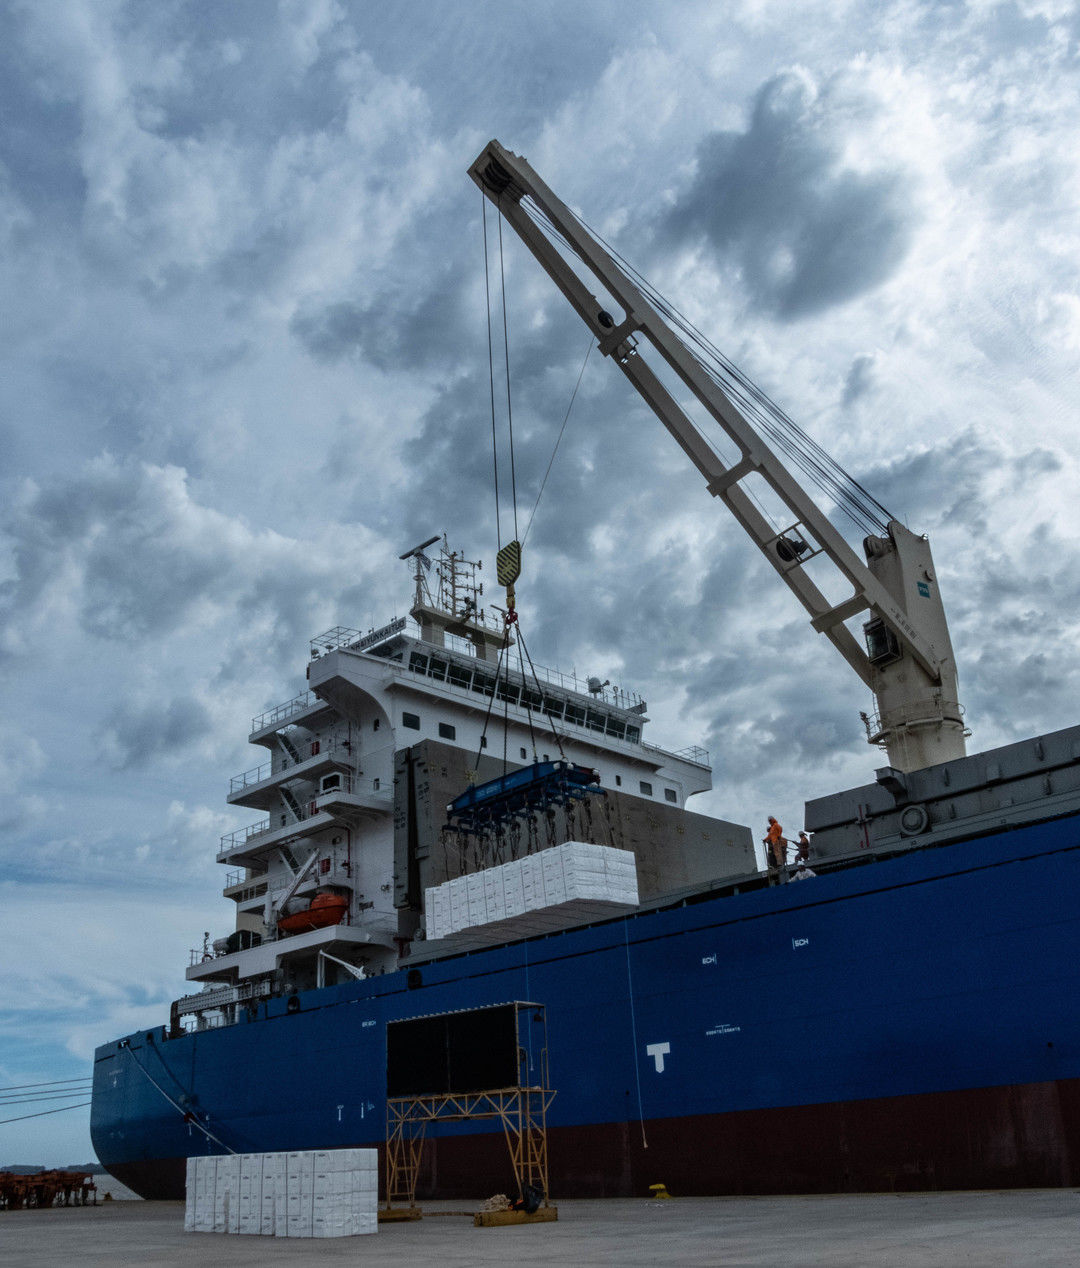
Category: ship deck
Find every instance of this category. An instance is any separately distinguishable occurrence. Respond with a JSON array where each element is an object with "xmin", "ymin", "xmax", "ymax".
[{"xmin": 4, "ymin": 1191, "xmax": 1078, "ymax": 1266}]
